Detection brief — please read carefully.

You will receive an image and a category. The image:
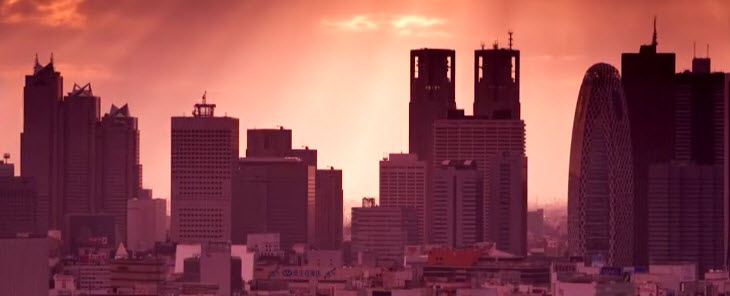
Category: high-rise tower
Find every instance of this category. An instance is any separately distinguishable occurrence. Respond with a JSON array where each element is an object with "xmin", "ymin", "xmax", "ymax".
[
  {"xmin": 568, "ymin": 63, "xmax": 634, "ymax": 266},
  {"xmin": 621, "ymin": 20, "xmax": 676, "ymax": 266},
  {"xmin": 409, "ymin": 48, "xmax": 456, "ymax": 163},
  {"xmin": 171, "ymin": 94, "xmax": 239, "ymax": 243},
  {"xmin": 474, "ymin": 35, "xmax": 520, "ymax": 119},
  {"xmin": 21, "ymin": 56, "xmax": 63, "ymax": 231}
]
